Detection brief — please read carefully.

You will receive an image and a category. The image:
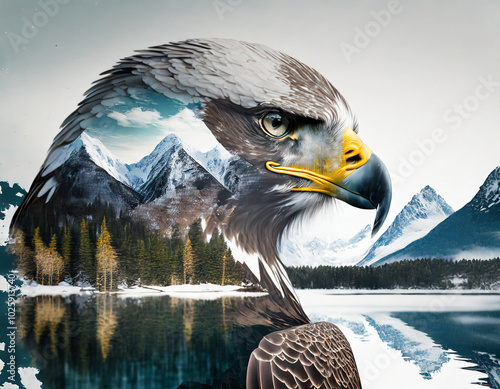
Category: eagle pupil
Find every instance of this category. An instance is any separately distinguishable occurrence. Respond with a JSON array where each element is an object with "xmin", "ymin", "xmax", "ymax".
[{"xmin": 261, "ymin": 112, "xmax": 289, "ymax": 138}]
